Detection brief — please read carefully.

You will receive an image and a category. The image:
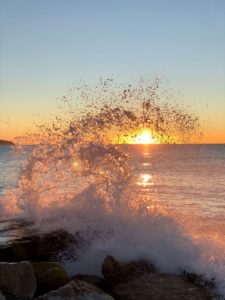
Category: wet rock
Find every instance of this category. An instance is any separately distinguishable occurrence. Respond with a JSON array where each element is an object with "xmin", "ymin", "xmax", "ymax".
[
  {"xmin": 0, "ymin": 291, "xmax": 6, "ymax": 300},
  {"xmin": 0, "ymin": 261, "xmax": 36, "ymax": 299},
  {"xmin": 36, "ymin": 280, "xmax": 115, "ymax": 300},
  {"xmin": 32, "ymin": 262, "xmax": 70, "ymax": 296},
  {"xmin": 112, "ymin": 273, "xmax": 212, "ymax": 300},
  {"xmin": 0, "ymin": 230, "xmax": 77, "ymax": 262},
  {"xmin": 73, "ymin": 274, "xmax": 109, "ymax": 292},
  {"xmin": 0, "ymin": 239, "xmax": 33, "ymax": 262},
  {"xmin": 102, "ymin": 255, "xmax": 155, "ymax": 286},
  {"xmin": 102, "ymin": 256, "xmax": 122, "ymax": 285}
]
